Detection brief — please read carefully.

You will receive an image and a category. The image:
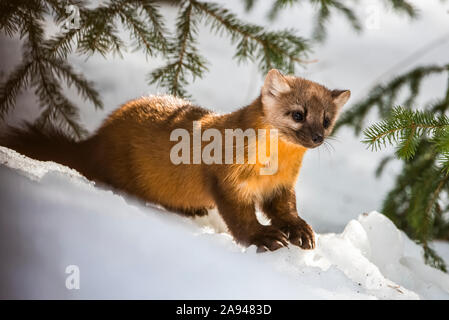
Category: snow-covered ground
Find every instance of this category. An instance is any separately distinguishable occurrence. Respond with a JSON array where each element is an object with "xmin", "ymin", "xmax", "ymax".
[
  {"xmin": 1, "ymin": 146, "xmax": 449, "ymax": 299},
  {"xmin": 1, "ymin": 0, "xmax": 449, "ymax": 299}
]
